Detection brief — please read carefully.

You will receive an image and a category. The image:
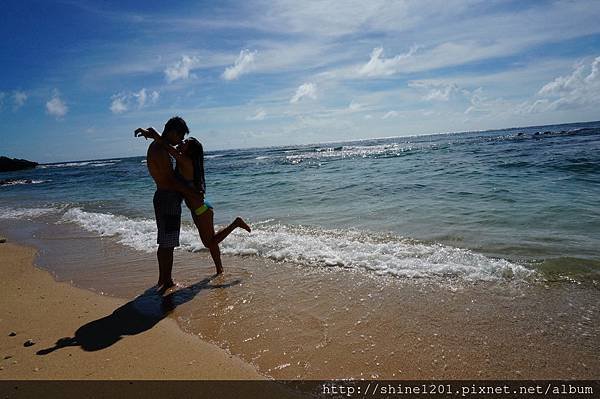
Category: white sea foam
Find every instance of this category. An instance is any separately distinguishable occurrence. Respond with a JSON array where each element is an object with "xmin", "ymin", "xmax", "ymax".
[
  {"xmin": 39, "ymin": 159, "xmax": 121, "ymax": 169},
  {"xmin": 286, "ymin": 143, "xmax": 414, "ymax": 162},
  {"xmin": 59, "ymin": 208, "xmax": 204, "ymax": 253},
  {"xmin": 89, "ymin": 162, "xmax": 118, "ymax": 167},
  {"xmin": 220, "ymin": 224, "xmax": 534, "ymax": 281},
  {"xmin": 60, "ymin": 208, "xmax": 159, "ymax": 252},
  {"xmin": 0, "ymin": 179, "xmax": 48, "ymax": 187},
  {"xmin": 0, "ymin": 206, "xmax": 60, "ymax": 219},
  {"xmin": 58, "ymin": 208, "xmax": 533, "ymax": 282}
]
